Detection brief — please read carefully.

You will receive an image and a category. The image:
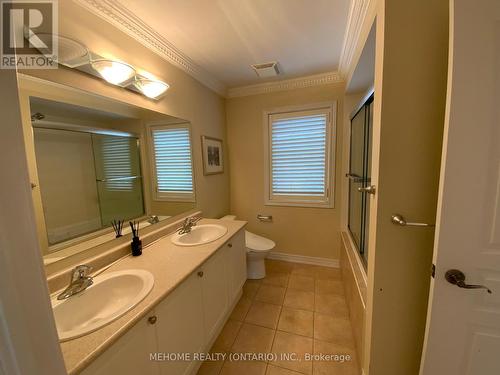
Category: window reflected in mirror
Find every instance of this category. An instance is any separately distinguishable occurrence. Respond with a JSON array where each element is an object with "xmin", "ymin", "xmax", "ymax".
[{"xmin": 150, "ymin": 124, "xmax": 195, "ymax": 202}]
